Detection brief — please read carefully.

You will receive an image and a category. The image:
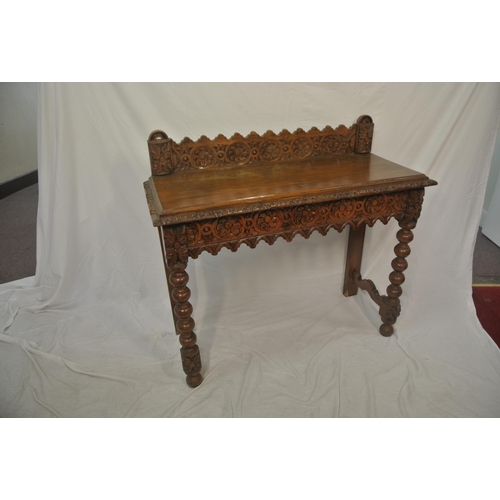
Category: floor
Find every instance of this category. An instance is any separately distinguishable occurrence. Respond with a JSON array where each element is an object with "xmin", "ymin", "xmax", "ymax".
[
  {"xmin": 0, "ymin": 183, "xmax": 38, "ymax": 284},
  {"xmin": 1, "ymin": 183, "xmax": 500, "ymax": 286},
  {"xmin": 473, "ymin": 227, "xmax": 500, "ymax": 285}
]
